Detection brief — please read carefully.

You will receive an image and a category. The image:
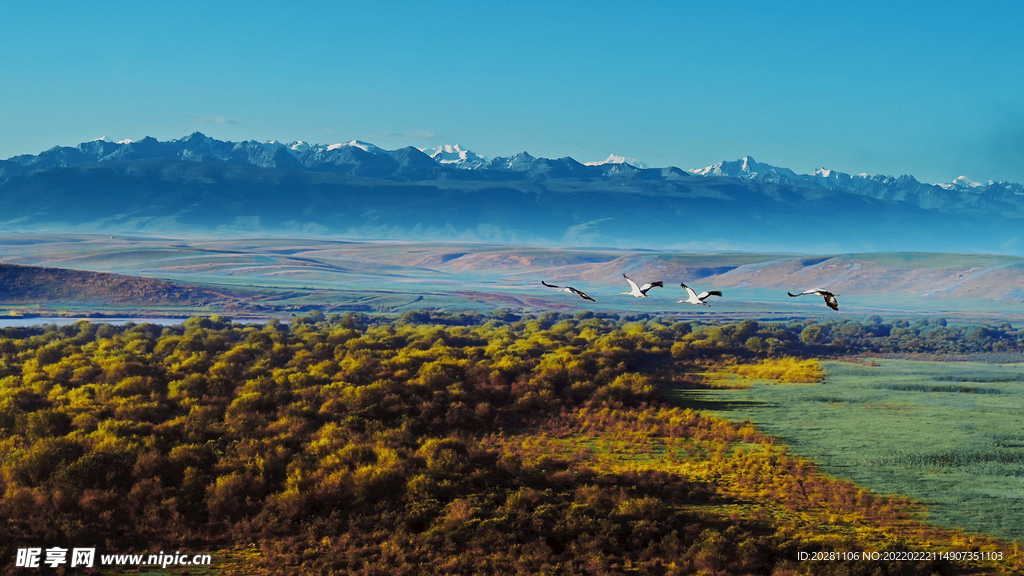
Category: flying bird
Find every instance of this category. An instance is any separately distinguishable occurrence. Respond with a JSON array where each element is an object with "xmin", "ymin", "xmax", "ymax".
[
  {"xmin": 542, "ymin": 281, "xmax": 596, "ymax": 302},
  {"xmin": 788, "ymin": 288, "xmax": 839, "ymax": 311},
  {"xmin": 678, "ymin": 283, "xmax": 723, "ymax": 307},
  {"xmin": 621, "ymin": 274, "xmax": 663, "ymax": 298}
]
